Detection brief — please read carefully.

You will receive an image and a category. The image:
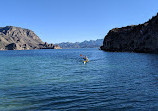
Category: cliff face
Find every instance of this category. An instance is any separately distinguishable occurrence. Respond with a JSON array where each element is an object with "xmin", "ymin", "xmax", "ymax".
[
  {"xmin": 0, "ymin": 26, "xmax": 61, "ymax": 50},
  {"xmin": 101, "ymin": 13, "xmax": 158, "ymax": 53}
]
